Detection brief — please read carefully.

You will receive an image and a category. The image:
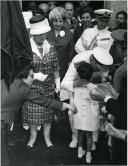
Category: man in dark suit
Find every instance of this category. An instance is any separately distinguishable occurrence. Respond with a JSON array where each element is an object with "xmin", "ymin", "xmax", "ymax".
[
  {"xmin": 1, "ymin": 64, "xmax": 75, "ymax": 166},
  {"xmin": 90, "ymin": 76, "xmax": 127, "ymax": 165}
]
